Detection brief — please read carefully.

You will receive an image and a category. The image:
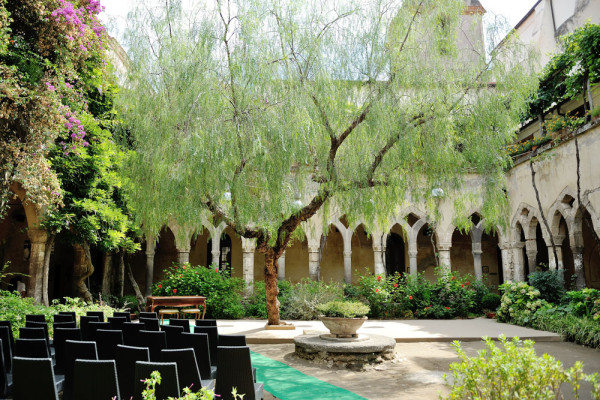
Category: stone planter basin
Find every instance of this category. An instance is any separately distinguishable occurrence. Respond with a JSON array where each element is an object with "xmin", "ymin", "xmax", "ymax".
[{"xmin": 319, "ymin": 316, "xmax": 367, "ymax": 338}]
